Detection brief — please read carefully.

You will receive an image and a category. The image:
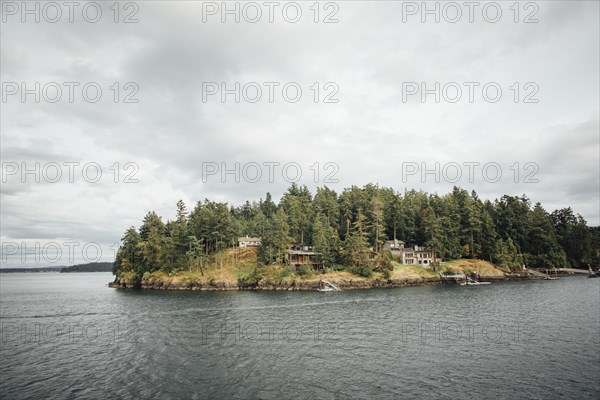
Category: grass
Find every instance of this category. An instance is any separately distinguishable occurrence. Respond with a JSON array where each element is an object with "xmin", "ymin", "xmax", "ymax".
[
  {"xmin": 443, "ymin": 259, "xmax": 505, "ymax": 277},
  {"xmin": 390, "ymin": 261, "xmax": 440, "ymax": 279},
  {"xmin": 123, "ymin": 247, "xmax": 506, "ymax": 288}
]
